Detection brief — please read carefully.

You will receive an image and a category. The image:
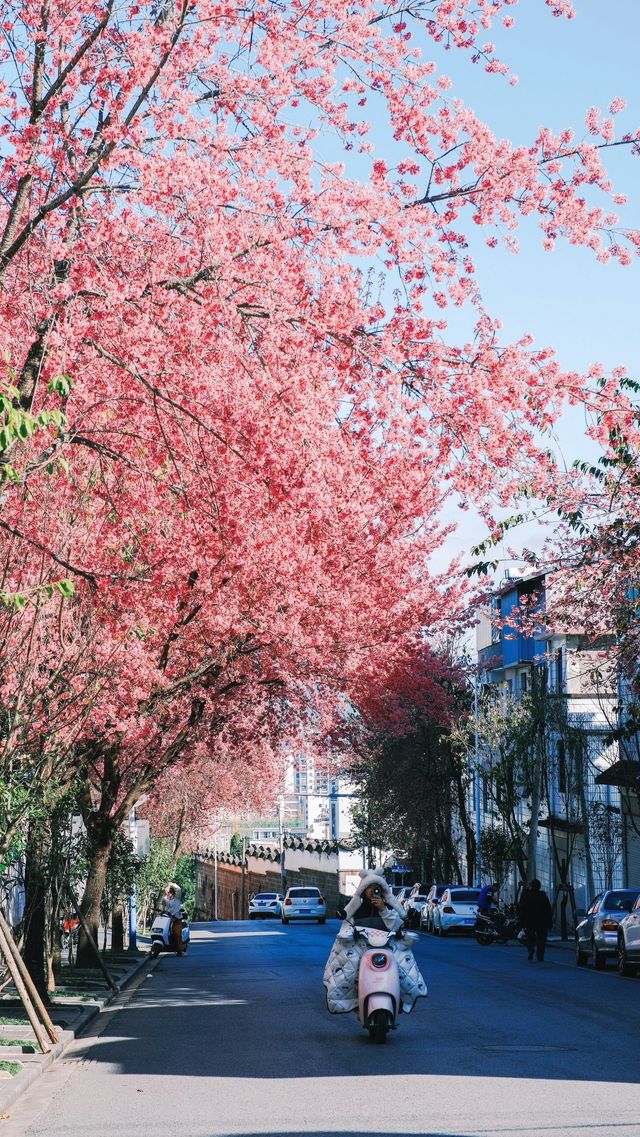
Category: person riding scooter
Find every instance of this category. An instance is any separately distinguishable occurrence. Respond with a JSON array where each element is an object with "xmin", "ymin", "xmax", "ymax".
[
  {"xmin": 323, "ymin": 868, "xmax": 427, "ymax": 1015},
  {"xmin": 160, "ymin": 884, "xmax": 185, "ymax": 955}
]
